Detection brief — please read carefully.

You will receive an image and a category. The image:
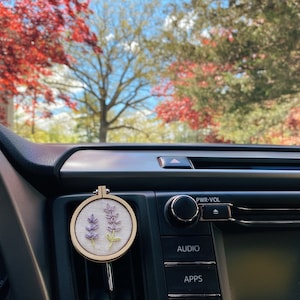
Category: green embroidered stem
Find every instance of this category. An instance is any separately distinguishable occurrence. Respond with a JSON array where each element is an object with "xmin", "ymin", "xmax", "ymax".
[
  {"xmin": 106, "ymin": 230, "xmax": 121, "ymax": 249},
  {"xmin": 104, "ymin": 203, "xmax": 122, "ymax": 249}
]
